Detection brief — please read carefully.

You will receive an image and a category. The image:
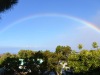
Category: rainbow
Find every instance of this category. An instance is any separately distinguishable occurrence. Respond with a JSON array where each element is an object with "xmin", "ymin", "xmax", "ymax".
[{"xmin": 0, "ymin": 13, "xmax": 100, "ymax": 33}]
